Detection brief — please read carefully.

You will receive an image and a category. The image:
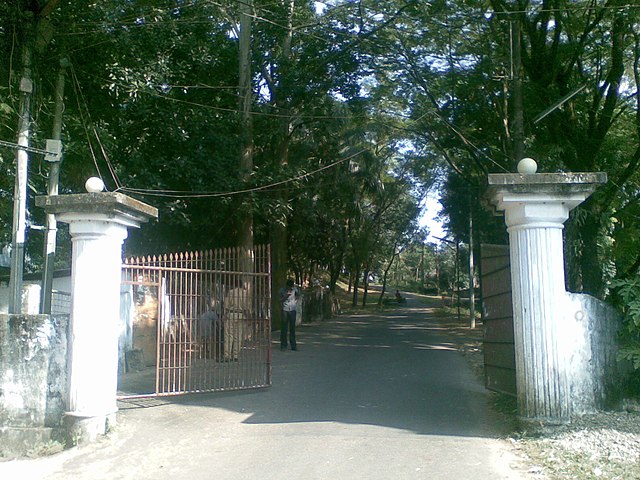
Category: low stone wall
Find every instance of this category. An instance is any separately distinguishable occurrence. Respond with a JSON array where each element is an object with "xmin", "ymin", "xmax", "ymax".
[
  {"xmin": 0, "ymin": 313, "xmax": 69, "ymax": 457},
  {"xmin": 566, "ymin": 293, "xmax": 627, "ymax": 414}
]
